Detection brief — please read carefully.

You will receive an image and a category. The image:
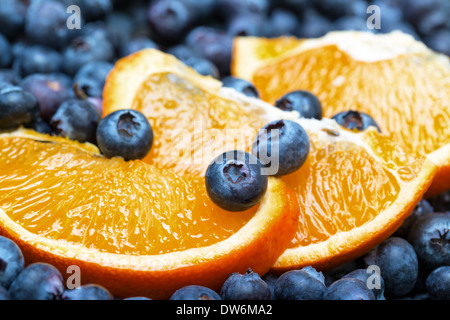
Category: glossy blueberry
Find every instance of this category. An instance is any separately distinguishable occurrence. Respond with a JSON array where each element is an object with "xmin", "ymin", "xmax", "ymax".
[
  {"xmin": 424, "ymin": 29, "xmax": 450, "ymax": 56},
  {"xmin": 63, "ymin": 34, "xmax": 115, "ymax": 76},
  {"xmin": 147, "ymin": 0, "xmax": 194, "ymax": 44},
  {"xmin": 74, "ymin": 61, "xmax": 114, "ymax": 98},
  {"xmin": 264, "ymin": 8, "xmax": 301, "ymax": 38},
  {"xmin": 0, "ymin": 285, "xmax": 10, "ymax": 300},
  {"xmin": 332, "ymin": 110, "xmax": 381, "ymax": 132},
  {"xmin": 25, "ymin": 0, "xmax": 72, "ymax": 49},
  {"xmin": 300, "ymin": 266, "xmax": 326, "ymax": 286},
  {"xmin": 62, "ymin": 284, "xmax": 114, "ymax": 300},
  {"xmin": 252, "ymin": 120, "xmax": 310, "ymax": 176},
  {"xmin": 426, "ymin": 266, "xmax": 450, "ymax": 300},
  {"xmin": 275, "ymin": 90, "xmax": 322, "ymax": 120},
  {"xmin": 0, "ymin": 0, "xmax": 29, "ymax": 40},
  {"xmin": 226, "ymin": 14, "xmax": 265, "ymax": 37},
  {"xmin": 205, "ymin": 150, "xmax": 267, "ymax": 212},
  {"xmin": 165, "ymin": 44, "xmax": 201, "ymax": 61},
  {"xmin": 50, "ymin": 99, "xmax": 101, "ymax": 144},
  {"xmin": 298, "ymin": 9, "xmax": 332, "ymax": 38},
  {"xmin": 0, "ymin": 85, "xmax": 40, "ymax": 132},
  {"xmin": 261, "ymin": 273, "xmax": 278, "ymax": 300},
  {"xmin": 170, "ymin": 285, "xmax": 221, "ymax": 300},
  {"xmin": 13, "ymin": 45, "xmax": 63, "ymax": 77},
  {"xmin": 313, "ymin": 0, "xmax": 353, "ymax": 19},
  {"xmin": 407, "ymin": 212, "xmax": 450, "ymax": 271},
  {"xmin": 0, "ymin": 236, "xmax": 25, "ymax": 289},
  {"xmin": 185, "ymin": 26, "xmax": 233, "ymax": 76},
  {"xmin": 119, "ymin": 37, "xmax": 159, "ymax": 58},
  {"xmin": 364, "ymin": 237, "xmax": 418, "ymax": 298},
  {"xmin": 220, "ymin": 268, "xmax": 270, "ymax": 300},
  {"xmin": 63, "ymin": 0, "xmax": 112, "ymax": 22},
  {"xmin": 96, "ymin": 109, "xmax": 153, "ymax": 161},
  {"xmin": 27, "ymin": 117, "xmax": 53, "ymax": 135},
  {"xmin": 217, "ymin": 0, "xmax": 269, "ymax": 20},
  {"xmin": 324, "ymin": 278, "xmax": 375, "ymax": 300},
  {"xmin": 20, "ymin": 73, "xmax": 72, "ymax": 121},
  {"xmin": 274, "ymin": 269, "xmax": 326, "ymax": 300},
  {"xmin": 394, "ymin": 199, "xmax": 434, "ymax": 239},
  {"xmin": 180, "ymin": 0, "xmax": 217, "ymax": 20},
  {"xmin": 0, "ymin": 69, "xmax": 20, "ymax": 86},
  {"xmin": 182, "ymin": 57, "xmax": 220, "ymax": 79},
  {"xmin": 222, "ymin": 76, "xmax": 259, "ymax": 98},
  {"xmin": 342, "ymin": 268, "xmax": 385, "ymax": 300},
  {"xmin": 0, "ymin": 34, "xmax": 12, "ymax": 68},
  {"xmin": 9, "ymin": 263, "xmax": 64, "ymax": 300}
]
